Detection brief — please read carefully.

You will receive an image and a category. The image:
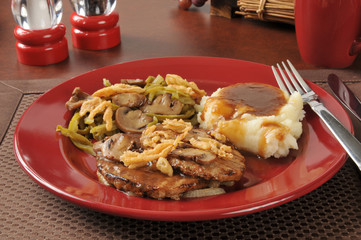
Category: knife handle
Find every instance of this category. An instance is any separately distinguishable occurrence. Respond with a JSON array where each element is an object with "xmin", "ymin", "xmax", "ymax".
[{"xmin": 309, "ymin": 100, "xmax": 361, "ymax": 171}]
